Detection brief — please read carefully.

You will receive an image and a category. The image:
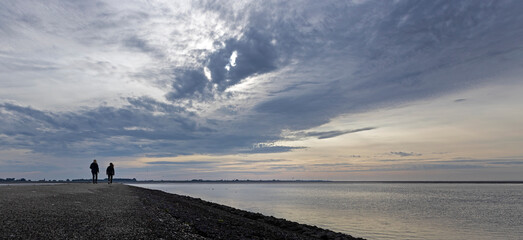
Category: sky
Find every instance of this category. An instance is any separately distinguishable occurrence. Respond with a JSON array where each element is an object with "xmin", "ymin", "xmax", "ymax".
[{"xmin": 1, "ymin": 0, "xmax": 522, "ymax": 181}]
